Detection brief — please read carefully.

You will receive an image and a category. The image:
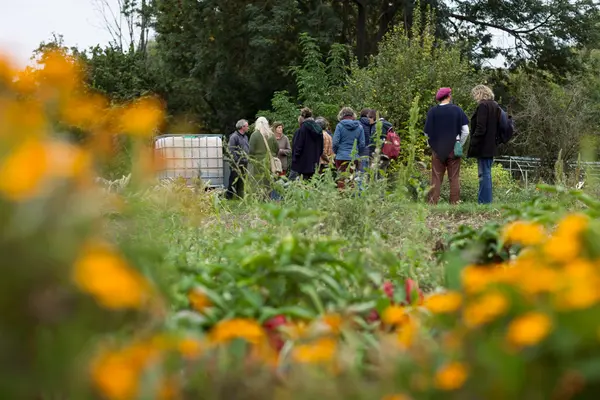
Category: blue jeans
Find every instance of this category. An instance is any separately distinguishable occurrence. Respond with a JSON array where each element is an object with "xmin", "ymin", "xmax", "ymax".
[{"xmin": 477, "ymin": 158, "xmax": 493, "ymax": 204}]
